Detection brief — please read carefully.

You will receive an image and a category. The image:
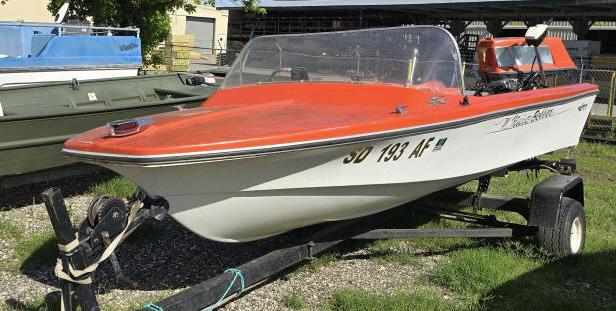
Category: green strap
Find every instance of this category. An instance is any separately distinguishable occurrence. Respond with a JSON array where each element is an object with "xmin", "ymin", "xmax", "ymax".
[
  {"xmin": 144, "ymin": 303, "xmax": 163, "ymax": 311},
  {"xmin": 143, "ymin": 268, "xmax": 245, "ymax": 311},
  {"xmin": 203, "ymin": 268, "xmax": 245, "ymax": 311}
]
